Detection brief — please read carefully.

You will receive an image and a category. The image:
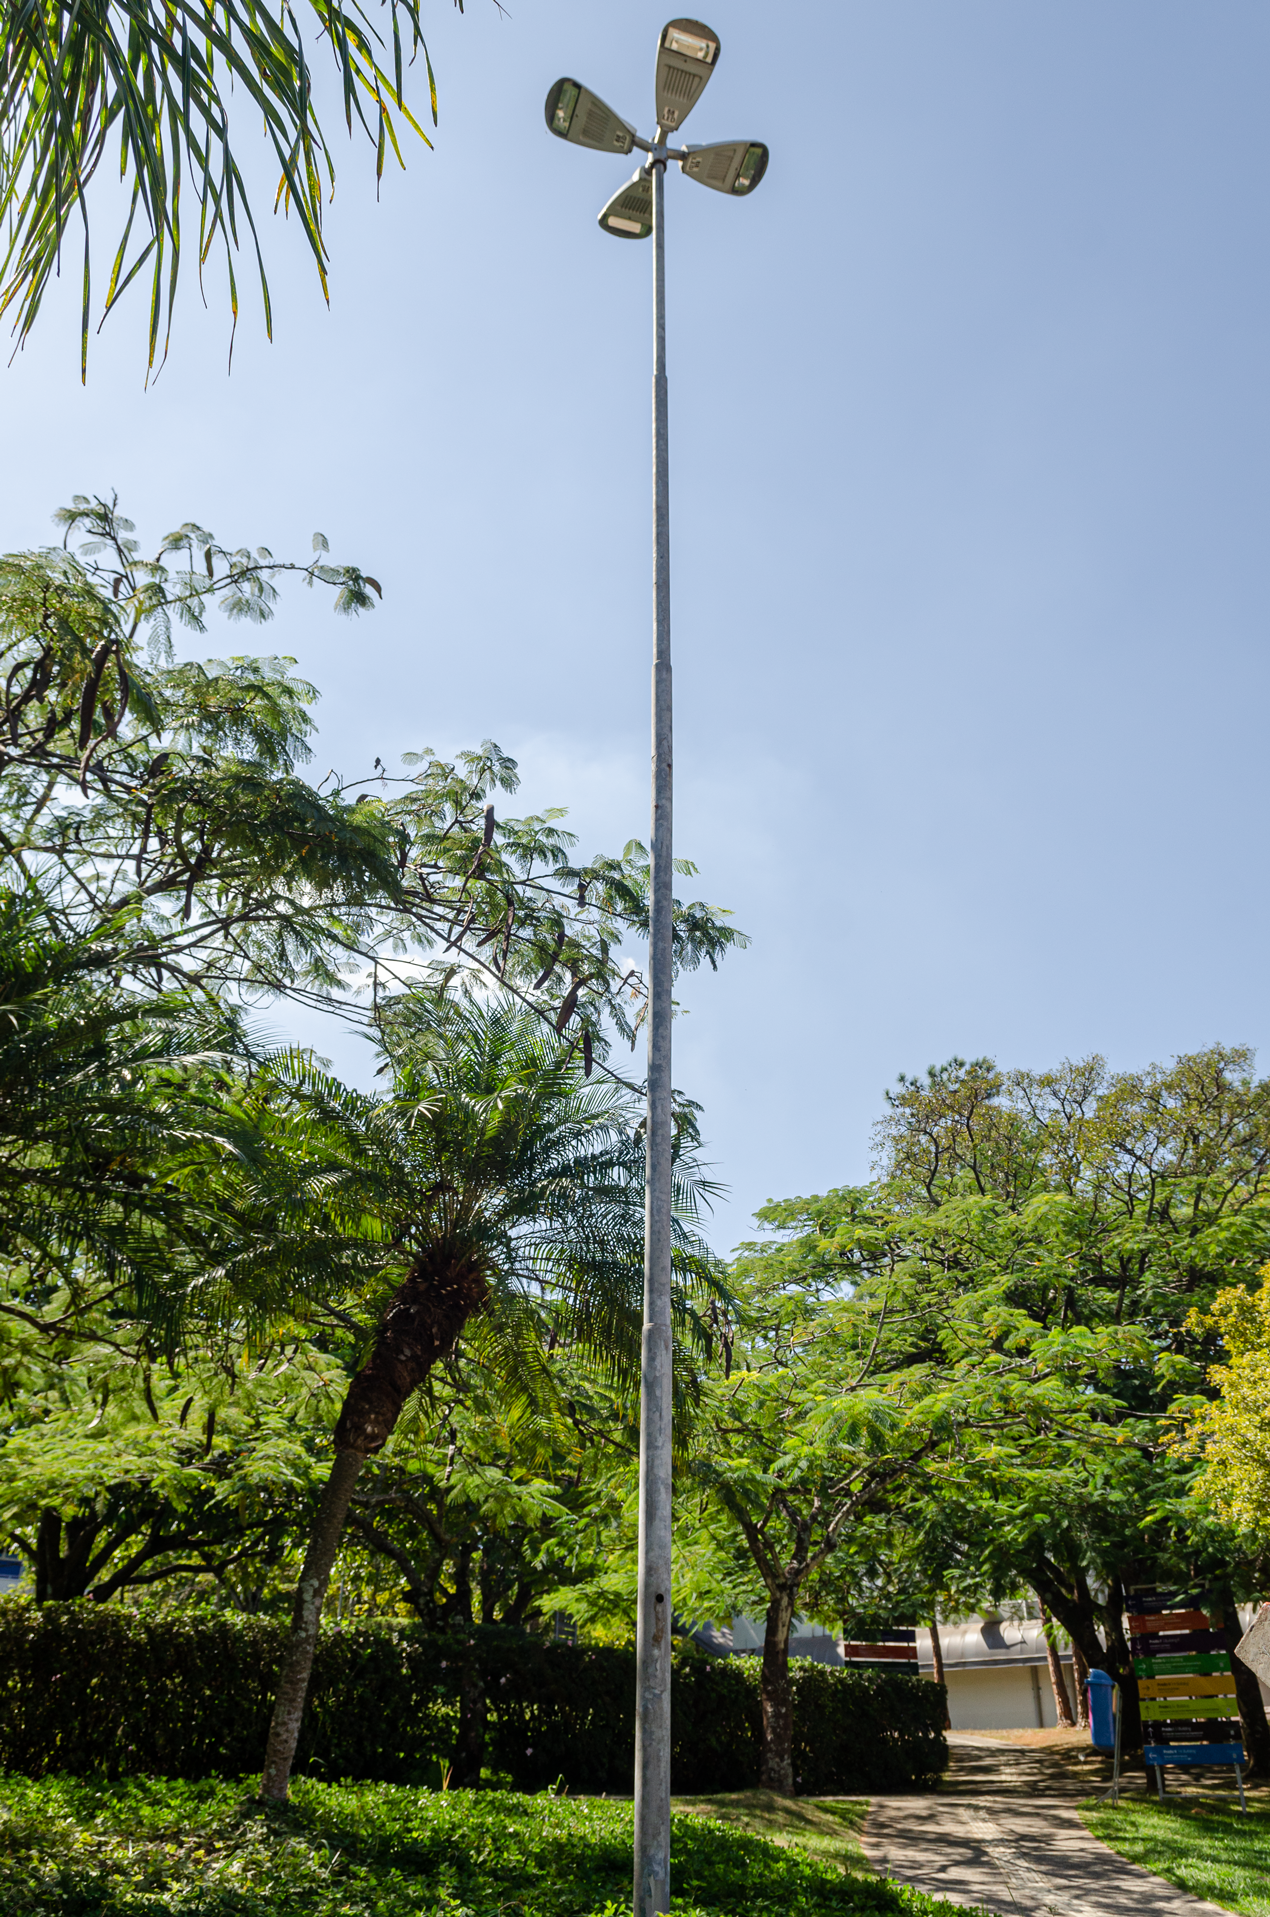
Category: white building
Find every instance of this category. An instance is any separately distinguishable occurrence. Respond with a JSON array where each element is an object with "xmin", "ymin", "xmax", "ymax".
[
  {"xmin": 716, "ymin": 1606, "xmax": 1082, "ymax": 1729},
  {"xmin": 718, "ymin": 1604, "xmax": 1270, "ymax": 1732},
  {"xmin": 917, "ymin": 1613, "xmax": 1077, "ymax": 1729}
]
